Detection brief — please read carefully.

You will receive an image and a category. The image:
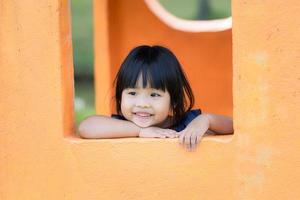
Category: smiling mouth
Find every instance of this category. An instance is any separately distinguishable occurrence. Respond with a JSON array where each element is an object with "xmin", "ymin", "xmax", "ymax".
[{"xmin": 133, "ymin": 112, "xmax": 154, "ymax": 117}]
